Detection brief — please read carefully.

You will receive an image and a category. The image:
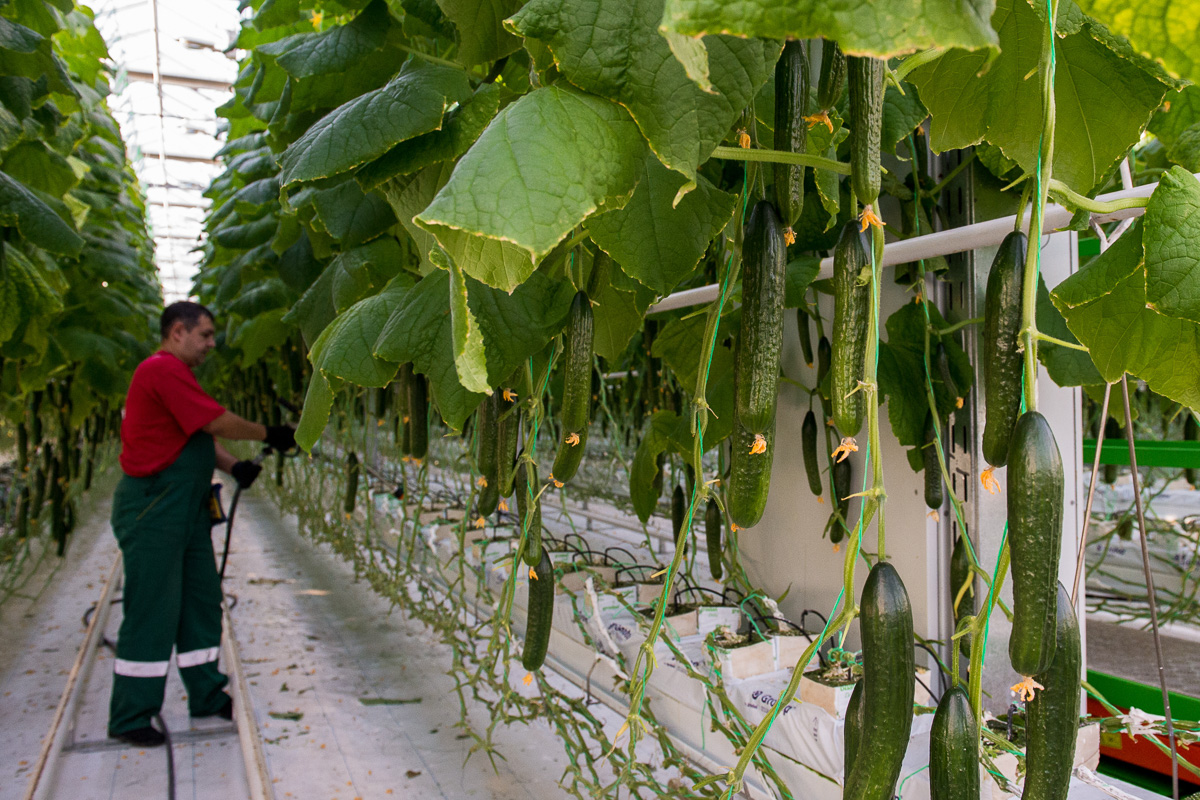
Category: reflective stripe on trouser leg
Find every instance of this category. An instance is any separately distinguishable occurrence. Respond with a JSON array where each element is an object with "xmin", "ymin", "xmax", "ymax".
[{"xmin": 177, "ymin": 502, "xmax": 228, "ymax": 717}]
